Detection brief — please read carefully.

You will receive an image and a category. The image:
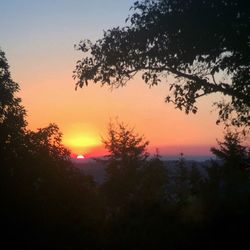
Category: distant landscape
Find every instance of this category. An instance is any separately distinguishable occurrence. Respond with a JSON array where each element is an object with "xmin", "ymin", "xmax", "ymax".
[{"xmin": 73, "ymin": 156, "xmax": 214, "ymax": 184}]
